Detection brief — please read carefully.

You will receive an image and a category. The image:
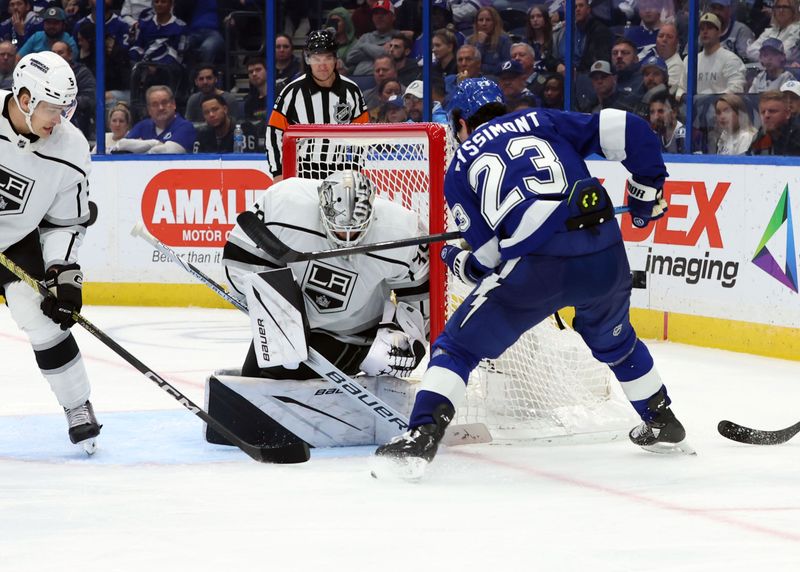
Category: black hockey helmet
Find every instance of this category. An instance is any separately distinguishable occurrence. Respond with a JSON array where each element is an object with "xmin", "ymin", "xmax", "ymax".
[{"xmin": 305, "ymin": 29, "xmax": 338, "ymax": 55}]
